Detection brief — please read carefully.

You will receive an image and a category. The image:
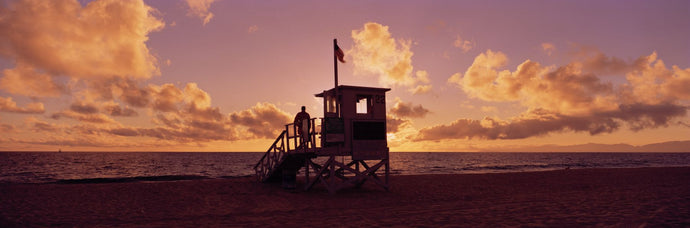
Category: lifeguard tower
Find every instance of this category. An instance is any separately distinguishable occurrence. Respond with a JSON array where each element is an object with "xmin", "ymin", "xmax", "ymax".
[{"xmin": 254, "ymin": 40, "xmax": 391, "ymax": 194}]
